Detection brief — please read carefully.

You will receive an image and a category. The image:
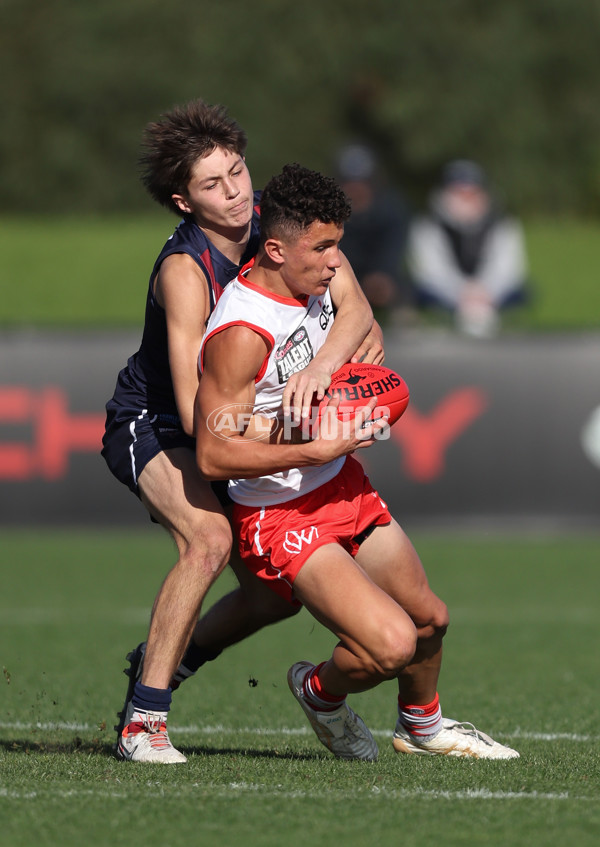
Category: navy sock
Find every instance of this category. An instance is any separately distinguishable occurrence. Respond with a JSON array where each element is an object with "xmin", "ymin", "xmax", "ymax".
[
  {"xmin": 180, "ymin": 642, "xmax": 222, "ymax": 674},
  {"xmin": 131, "ymin": 682, "xmax": 172, "ymax": 713}
]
